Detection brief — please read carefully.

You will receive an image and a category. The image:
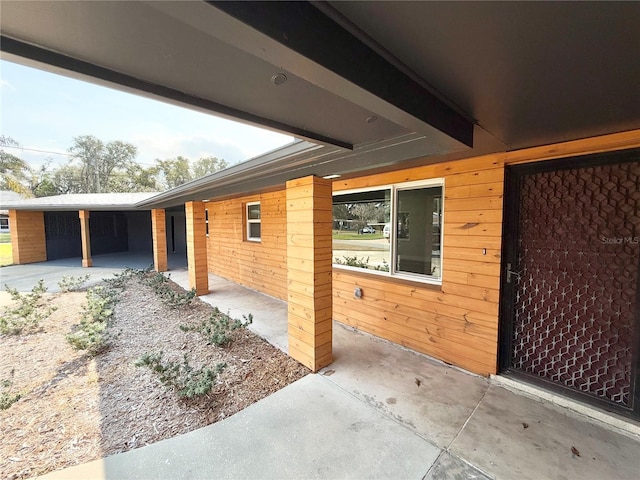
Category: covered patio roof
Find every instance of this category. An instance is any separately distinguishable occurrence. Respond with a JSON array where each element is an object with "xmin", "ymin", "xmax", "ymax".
[
  {"xmin": 0, "ymin": 192, "xmax": 160, "ymax": 211},
  {"xmin": 1, "ymin": 1, "xmax": 637, "ymax": 197}
]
